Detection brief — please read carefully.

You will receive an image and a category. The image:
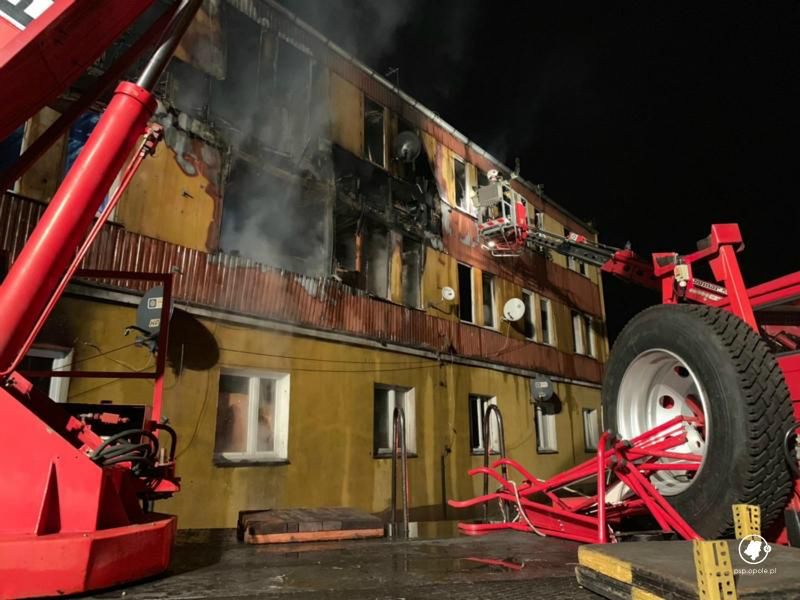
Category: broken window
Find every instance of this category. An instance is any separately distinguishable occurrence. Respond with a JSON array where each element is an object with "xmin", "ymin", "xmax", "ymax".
[
  {"xmin": 214, "ymin": 370, "xmax": 290, "ymax": 463},
  {"xmin": 18, "ymin": 346, "xmax": 73, "ymax": 403},
  {"xmin": 364, "ymin": 97, "xmax": 385, "ymax": 167},
  {"xmin": 373, "ymin": 384, "xmax": 416, "ymax": 456},
  {"xmin": 585, "ymin": 314, "xmax": 597, "ymax": 358},
  {"xmin": 468, "ymin": 394, "xmax": 499, "ymax": 454},
  {"xmin": 572, "ymin": 310, "xmax": 595, "ymax": 356},
  {"xmin": 166, "ymin": 58, "xmax": 210, "ymax": 119},
  {"xmin": 534, "ymin": 208, "xmax": 545, "ymax": 230},
  {"xmin": 583, "ymin": 408, "xmax": 600, "ymax": 451},
  {"xmin": 457, "ymin": 263, "xmax": 474, "ymax": 323},
  {"xmin": 401, "ymin": 237, "xmax": 422, "ymax": 308},
  {"xmin": 209, "ymin": 7, "xmax": 260, "ymax": 135},
  {"xmin": 539, "ymin": 297, "xmax": 553, "ymax": 345},
  {"xmin": 364, "ymin": 224, "xmax": 389, "ymax": 298},
  {"xmin": 481, "ymin": 271, "xmax": 496, "ymax": 328},
  {"xmin": 521, "ymin": 290, "xmax": 535, "ymax": 340},
  {"xmin": 220, "ymin": 159, "xmax": 330, "ymax": 276},
  {"xmin": 453, "ymin": 157, "xmax": 467, "ymax": 210}
]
